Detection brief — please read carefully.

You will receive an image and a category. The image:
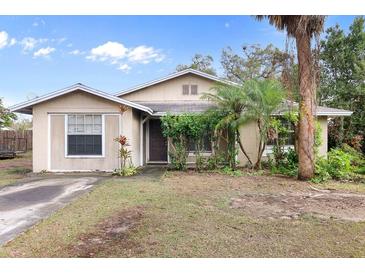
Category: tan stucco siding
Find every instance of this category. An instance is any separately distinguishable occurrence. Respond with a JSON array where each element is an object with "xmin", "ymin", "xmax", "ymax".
[
  {"xmin": 318, "ymin": 116, "xmax": 328, "ymax": 157},
  {"xmin": 237, "ymin": 120, "xmax": 260, "ymax": 166},
  {"xmin": 120, "ymin": 74, "xmax": 216, "ymax": 102},
  {"xmin": 32, "ymin": 90, "xmax": 131, "ymax": 172},
  {"xmin": 236, "ymin": 117, "xmax": 329, "ymax": 166},
  {"xmin": 50, "ymin": 115, "xmax": 120, "ymax": 171}
]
